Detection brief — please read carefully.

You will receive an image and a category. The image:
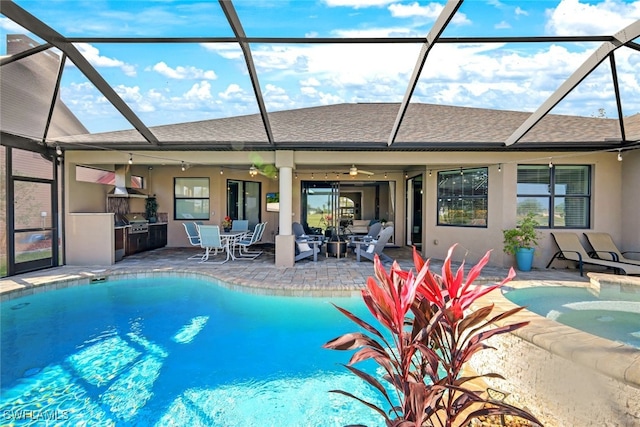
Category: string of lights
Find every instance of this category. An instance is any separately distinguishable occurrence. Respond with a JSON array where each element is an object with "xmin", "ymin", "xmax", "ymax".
[{"xmin": 7, "ymin": 130, "xmax": 639, "ymax": 179}]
